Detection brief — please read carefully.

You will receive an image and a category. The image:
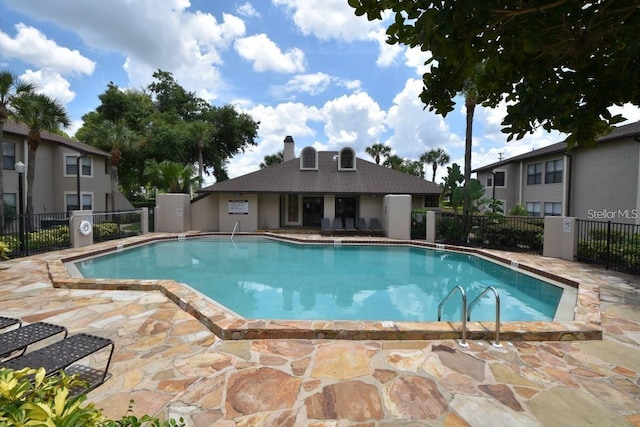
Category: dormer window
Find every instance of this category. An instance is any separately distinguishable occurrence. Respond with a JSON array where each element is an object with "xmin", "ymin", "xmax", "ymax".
[
  {"xmin": 300, "ymin": 146, "xmax": 318, "ymax": 170},
  {"xmin": 338, "ymin": 147, "xmax": 356, "ymax": 171}
]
